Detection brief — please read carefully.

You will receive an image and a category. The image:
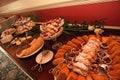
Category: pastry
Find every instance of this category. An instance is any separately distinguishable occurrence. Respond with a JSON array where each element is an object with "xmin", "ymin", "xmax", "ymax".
[
  {"xmin": 108, "ymin": 45, "xmax": 120, "ymax": 55},
  {"xmin": 17, "ymin": 37, "xmax": 44, "ymax": 57},
  {"xmin": 95, "ymin": 34, "xmax": 102, "ymax": 41},
  {"xmin": 82, "ymin": 35, "xmax": 89, "ymax": 42},
  {"xmin": 102, "ymin": 36, "xmax": 110, "ymax": 43},
  {"xmin": 111, "ymin": 55, "xmax": 120, "ymax": 65},
  {"xmin": 76, "ymin": 36, "xmax": 84, "ymax": 43},
  {"xmin": 52, "ymin": 57, "xmax": 64, "ymax": 65},
  {"xmin": 56, "ymin": 66, "xmax": 70, "ymax": 80},
  {"xmin": 61, "ymin": 45, "xmax": 73, "ymax": 50},
  {"xmin": 55, "ymin": 49, "xmax": 66, "ymax": 58},
  {"xmin": 52, "ymin": 63, "xmax": 67, "ymax": 76},
  {"xmin": 66, "ymin": 71, "xmax": 78, "ymax": 80},
  {"xmin": 110, "ymin": 63, "xmax": 120, "ymax": 70},
  {"xmin": 88, "ymin": 35, "xmax": 95, "ymax": 39},
  {"xmin": 86, "ymin": 74, "xmax": 93, "ymax": 80},
  {"xmin": 77, "ymin": 75, "xmax": 85, "ymax": 80},
  {"xmin": 91, "ymin": 73, "xmax": 108, "ymax": 80},
  {"xmin": 109, "ymin": 69, "xmax": 120, "ymax": 76},
  {"xmin": 71, "ymin": 38, "xmax": 83, "ymax": 45},
  {"xmin": 67, "ymin": 41, "xmax": 78, "ymax": 48}
]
